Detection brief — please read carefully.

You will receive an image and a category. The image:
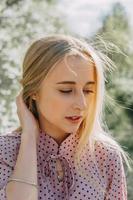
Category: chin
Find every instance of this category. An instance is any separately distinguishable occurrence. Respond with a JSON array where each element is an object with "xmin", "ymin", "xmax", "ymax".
[{"xmin": 65, "ymin": 127, "xmax": 79, "ymax": 134}]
